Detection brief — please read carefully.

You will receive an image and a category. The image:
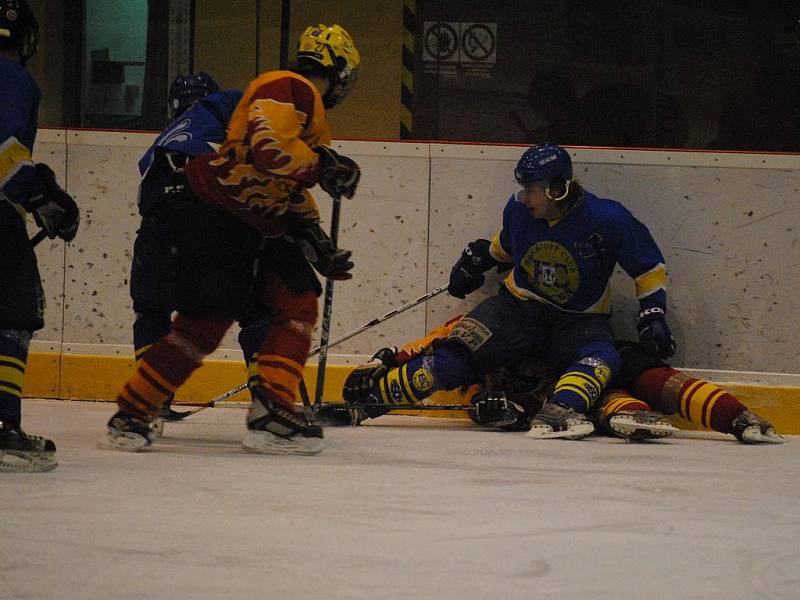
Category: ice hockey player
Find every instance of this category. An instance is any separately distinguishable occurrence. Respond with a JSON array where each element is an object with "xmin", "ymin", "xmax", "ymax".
[
  {"xmin": 345, "ymin": 142, "xmax": 676, "ymax": 440},
  {"xmin": 344, "ymin": 319, "xmax": 783, "ymax": 444},
  {"xmin": 99, "ymin": 24, "xmax": 360, "ymax": 455},
  {"xmin": 0, "ymin": 0, "xmax": 80, "ymax": 472},
  {"xmin": 131, "ymin": 71, "xmax": 230, "ymax": 423}
]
